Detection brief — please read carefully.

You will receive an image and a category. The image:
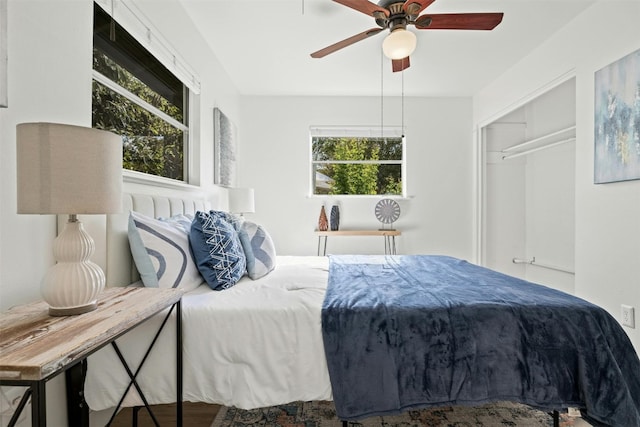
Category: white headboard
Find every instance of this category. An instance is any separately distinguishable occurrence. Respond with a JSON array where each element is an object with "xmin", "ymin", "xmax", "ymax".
[{"xmin": 98, "ymin": 186, "xmax": 220, "ymax": 287}]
